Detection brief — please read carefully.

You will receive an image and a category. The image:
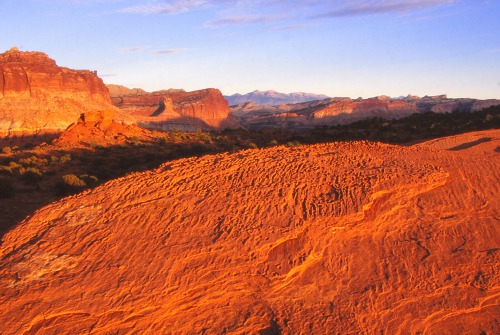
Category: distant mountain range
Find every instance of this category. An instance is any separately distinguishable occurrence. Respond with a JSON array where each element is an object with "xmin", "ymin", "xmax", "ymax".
[
  {"xmin": 224, "ymin": 90, "xmax": 330, "ymax": 106},
  {"xmin": 232, "ymin": 94, "xmax": 500, "ymax": 130}
]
